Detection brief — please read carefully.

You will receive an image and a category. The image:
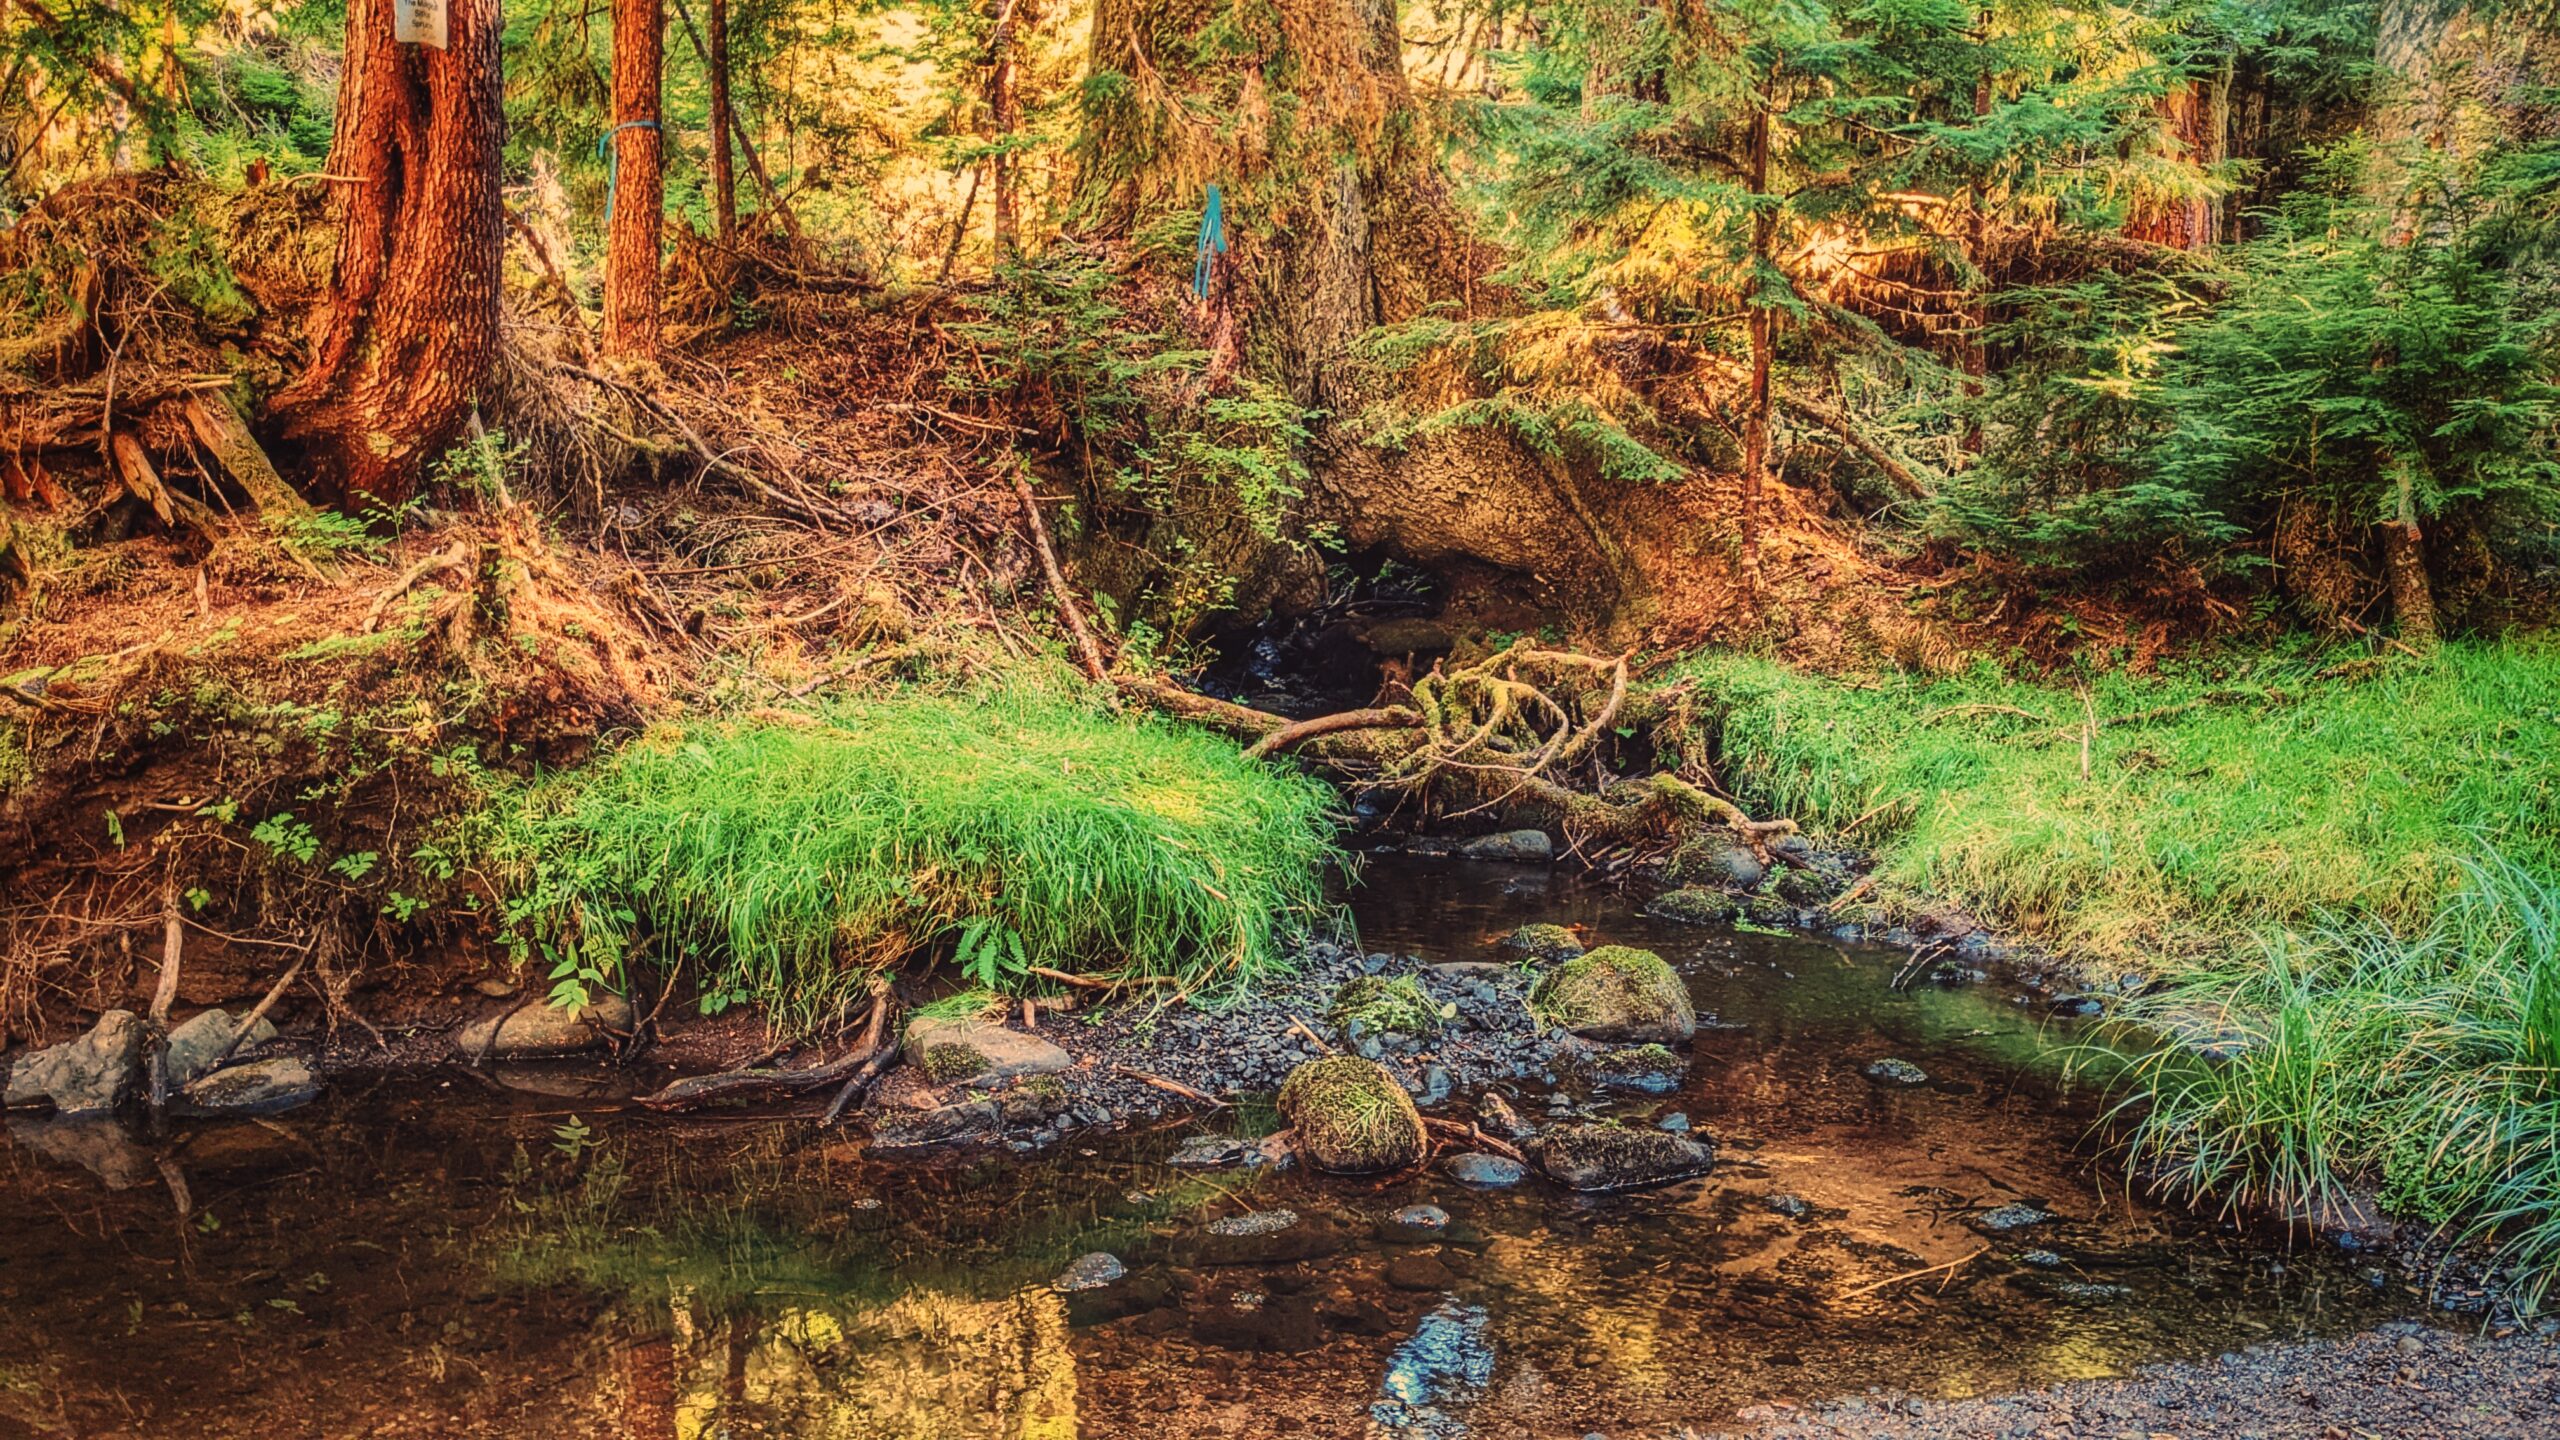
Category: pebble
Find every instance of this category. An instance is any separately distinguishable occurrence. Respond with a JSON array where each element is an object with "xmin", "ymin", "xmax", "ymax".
[
  {"xmin": 1970, "ymin": 1202, "xmax": 2055, "ymax": 1234},
  {"xmin": 1656, "ymin": 1112, "xmax": 1691, "ymax": 1132}
]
